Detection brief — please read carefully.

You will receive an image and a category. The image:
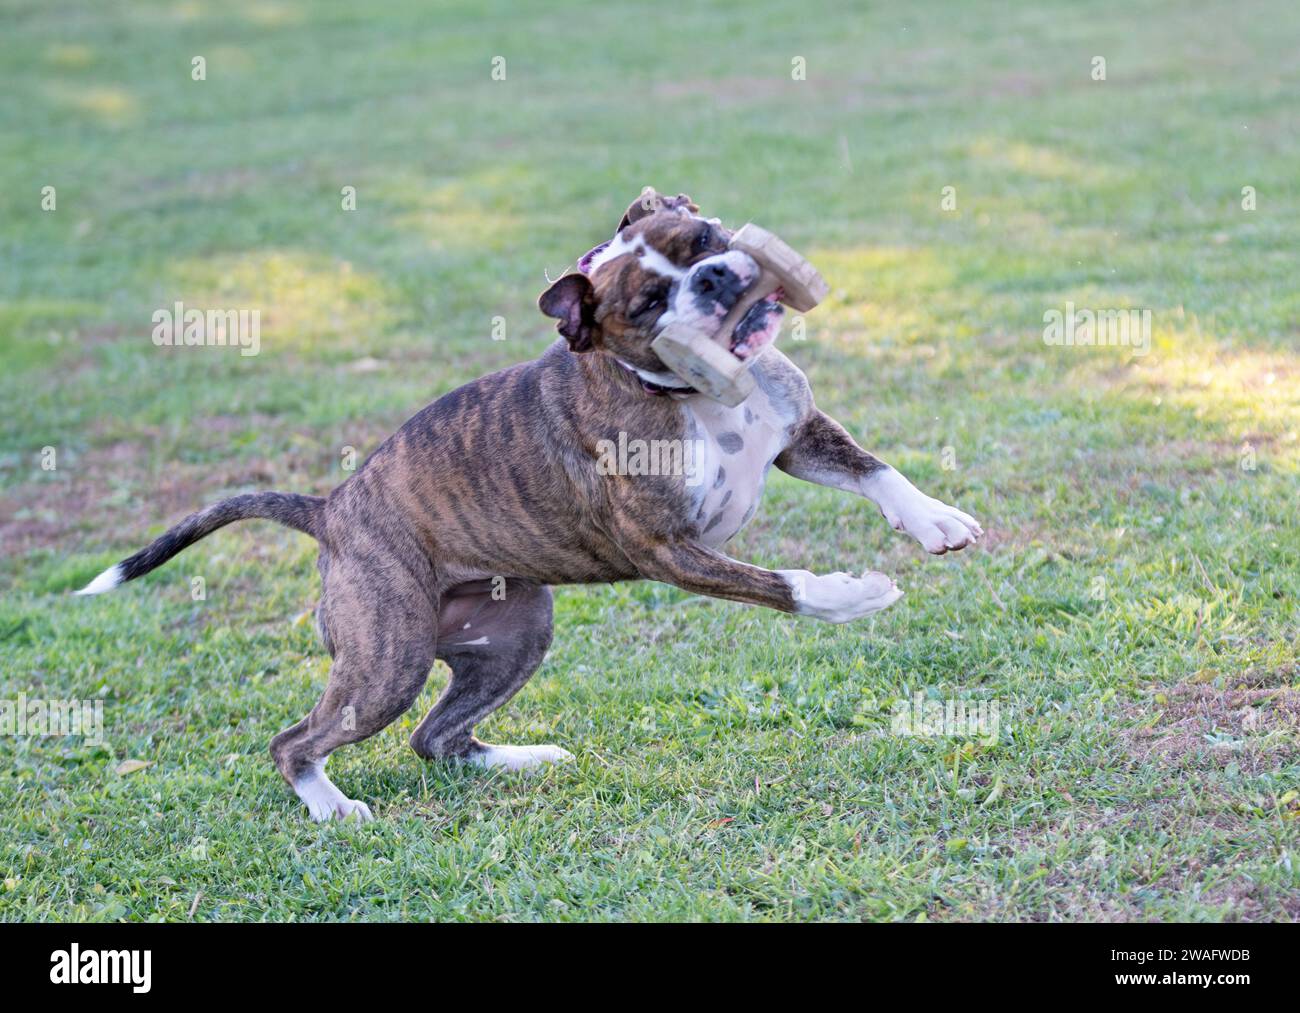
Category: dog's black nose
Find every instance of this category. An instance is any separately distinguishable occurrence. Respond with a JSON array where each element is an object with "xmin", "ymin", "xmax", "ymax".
[{"xmin": 693, "ymin": 262, "xmax": 743, "ymax": 299}]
